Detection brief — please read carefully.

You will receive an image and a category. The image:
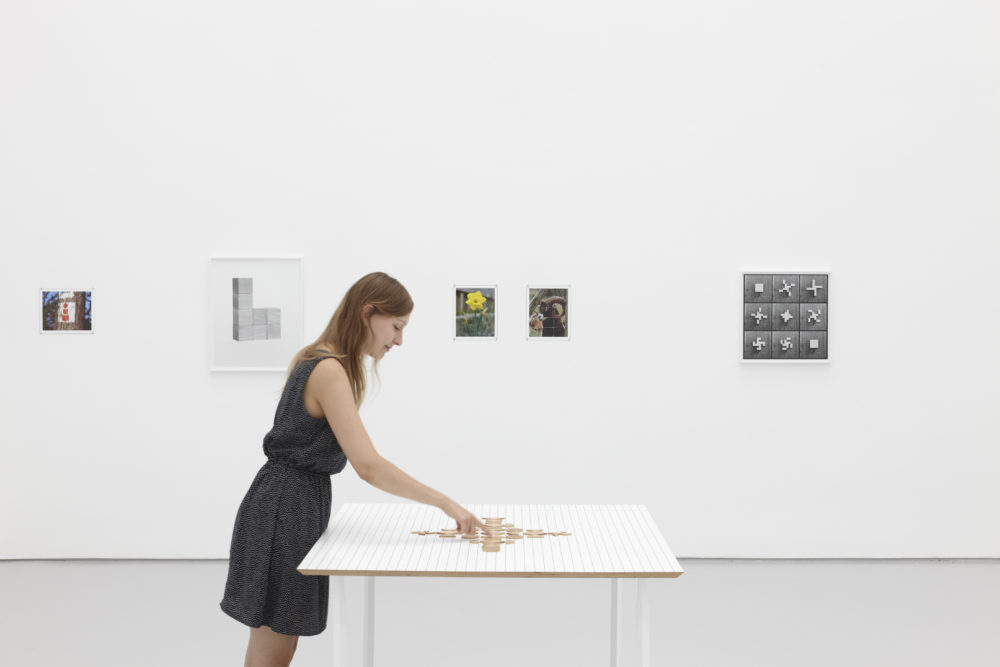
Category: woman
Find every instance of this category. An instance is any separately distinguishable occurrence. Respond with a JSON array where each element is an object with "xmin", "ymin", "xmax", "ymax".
[{"xmin": 220, "ymin": 271, "xmax": 489, "ymax": 666}]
